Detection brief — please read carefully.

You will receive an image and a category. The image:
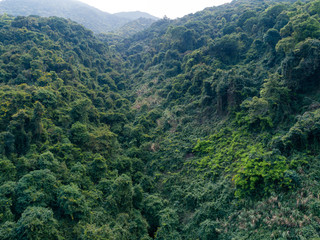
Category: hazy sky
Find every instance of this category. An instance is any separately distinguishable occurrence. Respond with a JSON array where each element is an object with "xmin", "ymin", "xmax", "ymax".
[{"xmin": 78, "ymin": 0, "xmax": 232, "ymax": 19}]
